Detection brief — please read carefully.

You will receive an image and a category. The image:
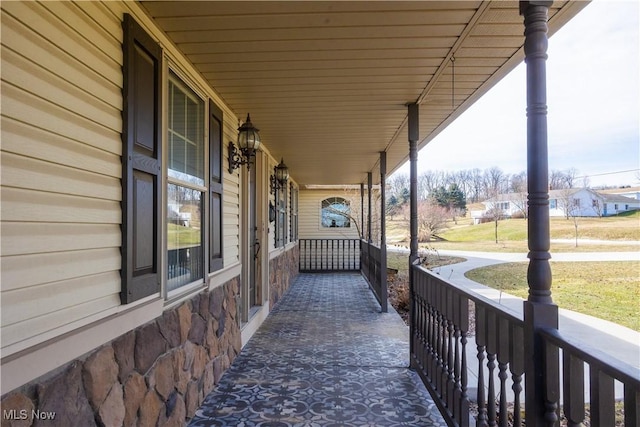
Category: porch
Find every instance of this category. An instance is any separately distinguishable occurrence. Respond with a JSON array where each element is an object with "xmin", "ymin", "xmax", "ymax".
[{"xmin": 189, "ymin": 272, "xmax": 447, "ymax": 426}]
